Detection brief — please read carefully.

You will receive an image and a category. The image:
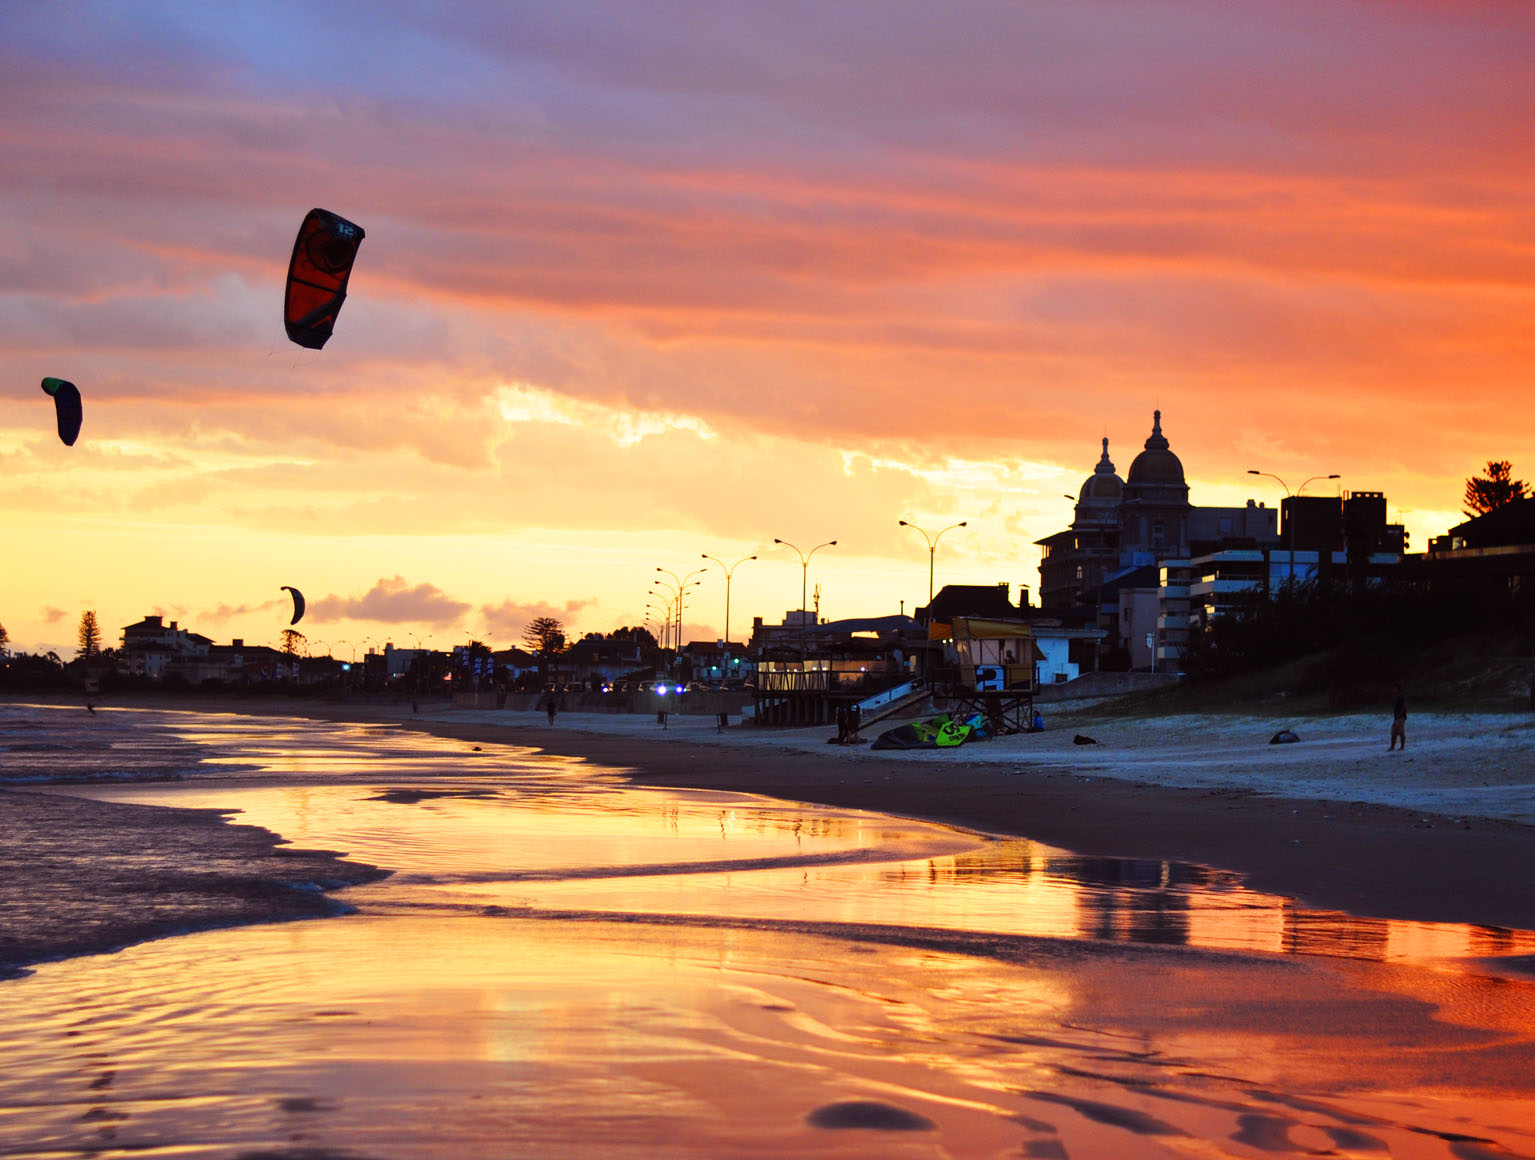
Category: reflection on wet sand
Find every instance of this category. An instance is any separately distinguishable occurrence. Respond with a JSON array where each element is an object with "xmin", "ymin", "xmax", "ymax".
[
  {"xmin": 132, "ymin": 778, "xmax": 1529, "ymax": 969},
  {"xmin": 3, "ymin": 914, "xmax": 1534, "ymax": 1159},
  {"xmin": 4, "ymin": 706, "xmax": 1535, "ymax": 1158}
]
